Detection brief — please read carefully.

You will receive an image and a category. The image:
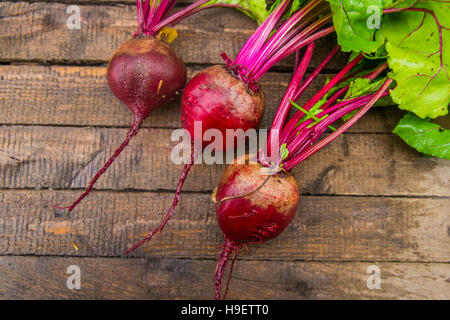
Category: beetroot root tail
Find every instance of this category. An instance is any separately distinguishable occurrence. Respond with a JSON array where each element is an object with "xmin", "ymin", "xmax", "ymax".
[
  {"xmin": 126, "ymin": 151, "xmax": 195, "ymax": 254},
  {"xmin": 54, "ymin": 116, "xmax": 143, "ymax": 215},
  {"xmin": 222, "ymin": 244, "xmax": 240, "ymax": 300},
  {"xmin": 214, "ymin": 238, "xmax": 240, "ymax": 300}
]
